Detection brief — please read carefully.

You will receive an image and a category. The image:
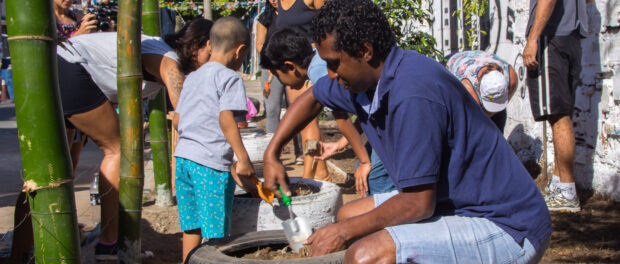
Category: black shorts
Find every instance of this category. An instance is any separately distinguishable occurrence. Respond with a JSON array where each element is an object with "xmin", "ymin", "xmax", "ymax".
[
  {"xmin": 57, "ymin": 56, "xmax": 108, "ymax": 118},
  {"xmin": 526, "ymin": 32, "xmax": 582, "ymax": 121}
]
